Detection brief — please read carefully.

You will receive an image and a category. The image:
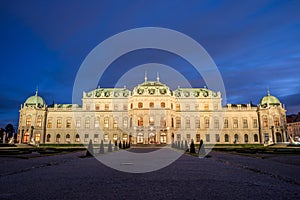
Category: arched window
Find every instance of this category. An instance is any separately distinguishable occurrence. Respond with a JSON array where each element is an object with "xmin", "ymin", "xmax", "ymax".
[
  {"xmin": 263, "ymin": 116, "xmax": 268, "ymax": 127},
  {"xmin": 225, "ymin": 134, "xmax": 229, "ymax": 142},
  {"xmin": 149, "ymin": 102, "xmax": 154, "ymax": 108},
  {"xmin": 214, "ymin": 118, "xmax": 219, "ymax": 129},
  {"xmin": 205, "ymin": 117, "xmax": 210, "ymax": 128},
  {"xmin": 113, "ymin": 118, "xmax": 118, "ymax": 128},
  {"xmin": 138, "ymin": 116, "xmax": 143, "ymax": 126},
  {"xmin": 244, "ymin": 134, "xmax": 248, "ymax": 143},
  {"xmin": 123, "ymin": 117, "xmax": 128, "ymax": 128},
  {"xmin": 254, "ymin": 134, "xmax": 259, "ymax": 142},
  {"xmin": 176, "ymin": 117, "xmax": 181, "ymax": 128},
  {"xmin": 104, "ymin": 117, "xmax": 109, "ymax": 128},
  {"xmin": 185, "ymin": 118, "xmax": 190, "ymax": 128},
  {"xmin": 161, "ymin": 102, "xmax": 165, "ymax": 108},
  {"xmin": 234, "ymin": 134, "xmax": 239, "ymax": 143},
  {"xmin": 138, "ymin": 102, "xmax": 143, "ymax": 108},
  {"xmin": 26, "ymin": 116, "xmax": 31, "ymax": 126},
  {"xmin": 161, "ymin": 117, "xmax": 166, "ymax": 127},
  {"xmin": 75, "ymin": 134, "xmax": 80, "ymax": 142},
  {"xmin": 149, "ymin": 116, "xmax": 154, "ymax": 126},
  {"xmin": 274, "ymin": 116, "xmax": 279, "ymax": 127},
  {"xmin": 66, "ymin": 134, "xmax": 71, "ymax": 142},
  {"xmin": 56, "ymin": 134, "xmax": 61, "ymax": 143},
  {"xmin": 37, "ymin": 116, "xmax": 42, "ymax": 127},
  {"xmin": 46, "ymin": 134, "xmax": 51, "ymax": 142}
]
